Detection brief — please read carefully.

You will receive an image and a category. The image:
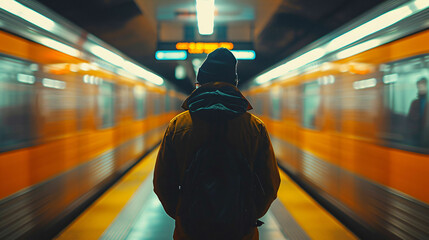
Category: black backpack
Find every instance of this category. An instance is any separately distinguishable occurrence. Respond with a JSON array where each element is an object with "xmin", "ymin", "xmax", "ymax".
[{"xmin": 178, "ymin": 122, "xmax": 263, "ymax": 240}]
